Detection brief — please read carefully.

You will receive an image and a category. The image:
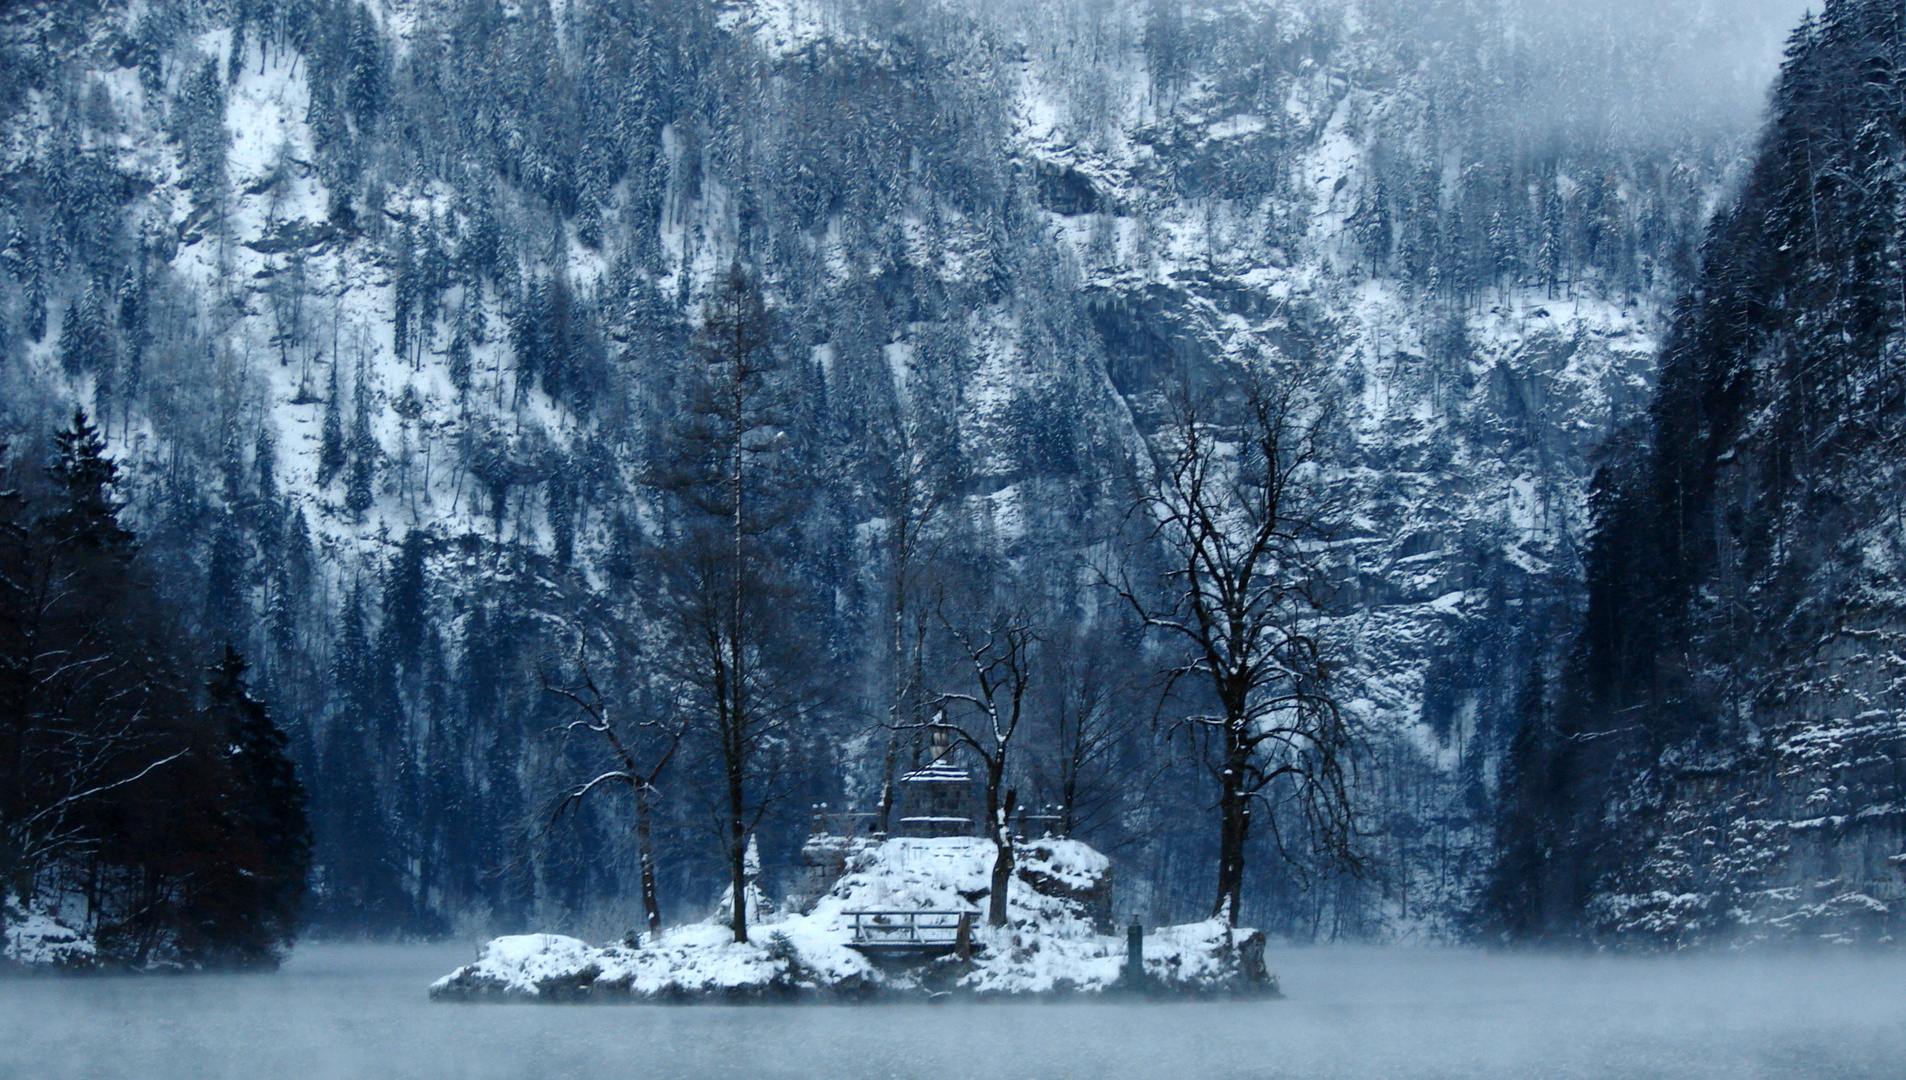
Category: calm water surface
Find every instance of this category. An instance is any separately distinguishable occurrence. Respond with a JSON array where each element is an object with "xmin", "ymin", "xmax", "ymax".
[{"xmin": 2, "ymin": 941, "xmax": 1904, "ymax": 1079}]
